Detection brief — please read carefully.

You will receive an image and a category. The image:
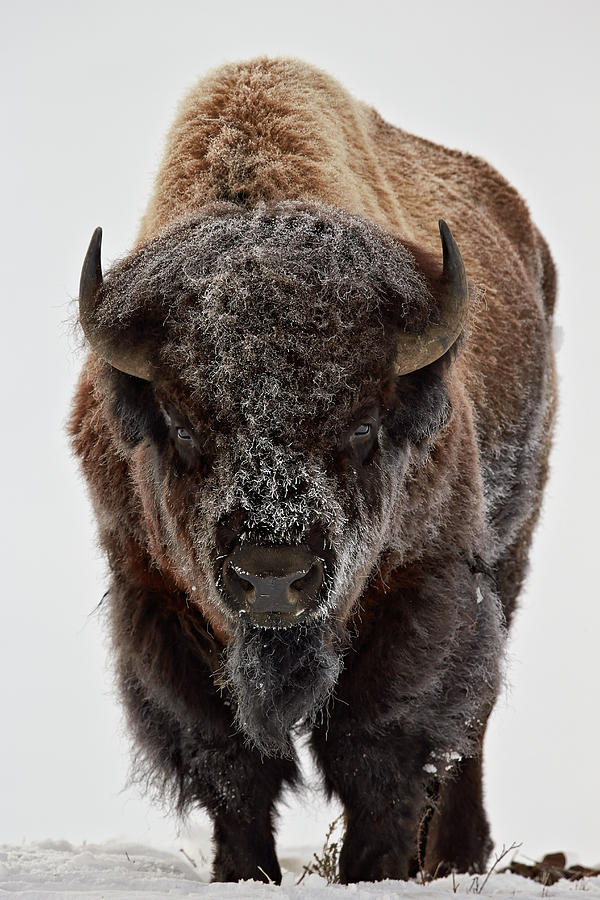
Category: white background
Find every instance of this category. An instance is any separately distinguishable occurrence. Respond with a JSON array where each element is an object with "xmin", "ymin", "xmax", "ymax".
[{"xmin": 1, "ymin": 0, "xmax": 598, "ymax": 866}]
